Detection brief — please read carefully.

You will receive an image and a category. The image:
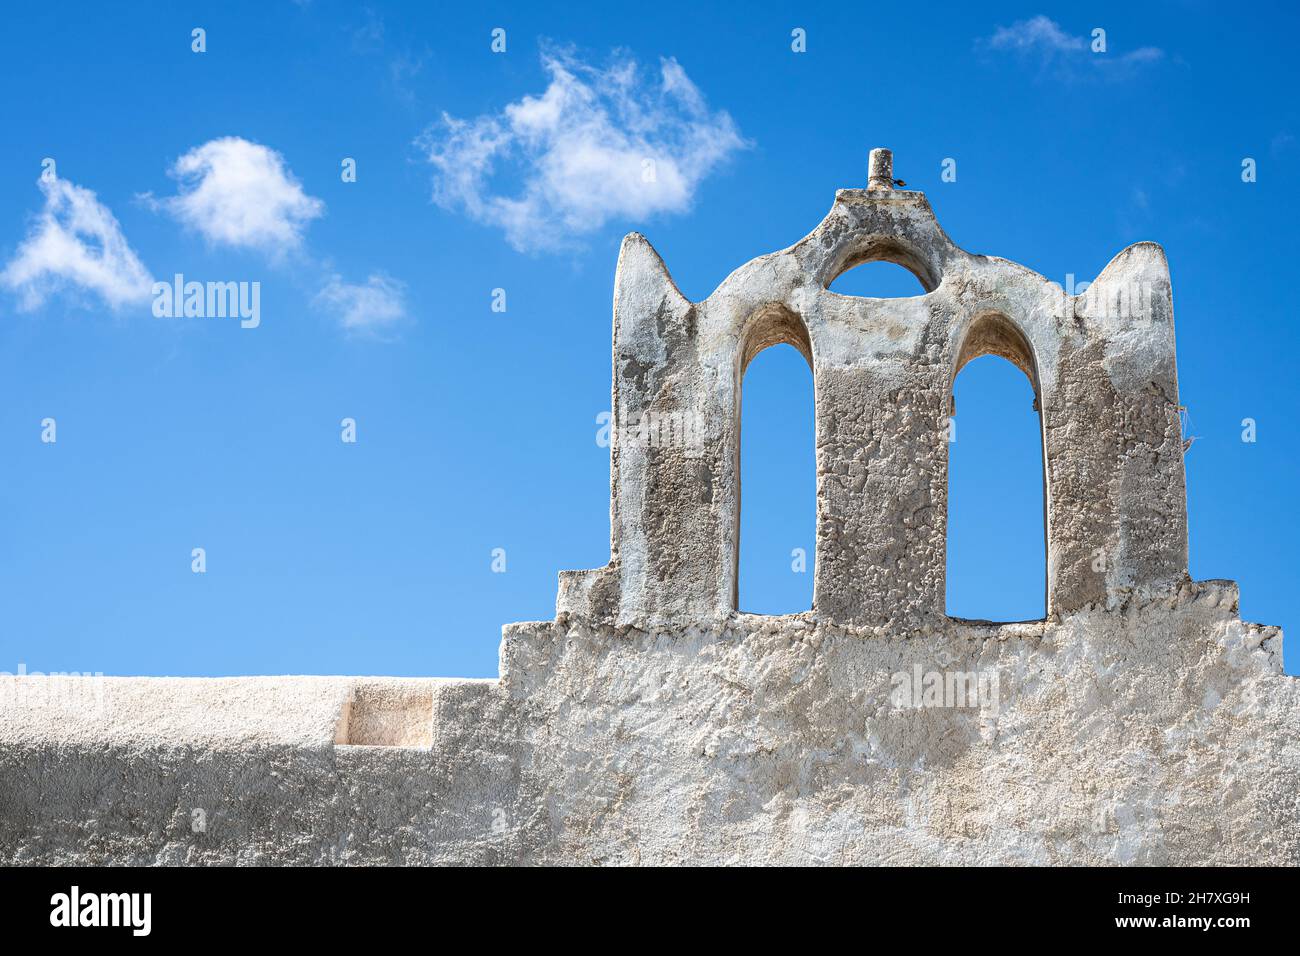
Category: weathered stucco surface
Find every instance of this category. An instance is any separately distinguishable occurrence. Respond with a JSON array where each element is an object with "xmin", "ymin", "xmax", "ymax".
[
  {"xmin": 1, "ymin": 151, "xmax": 1294, "ymax": 865},
  {"xmin": 1, "ymin": 583, "xmax": 1296, "ymax": 865}
]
